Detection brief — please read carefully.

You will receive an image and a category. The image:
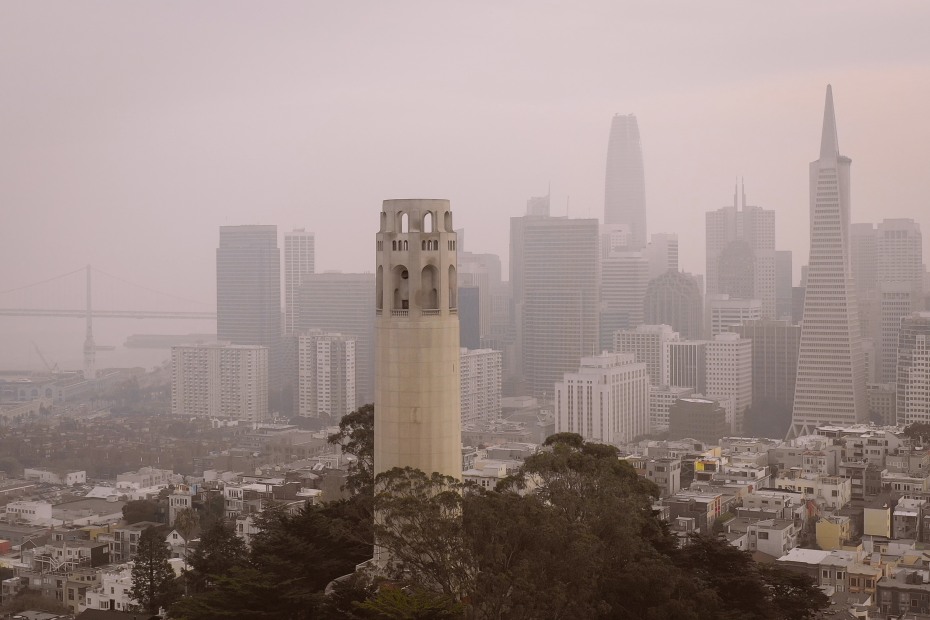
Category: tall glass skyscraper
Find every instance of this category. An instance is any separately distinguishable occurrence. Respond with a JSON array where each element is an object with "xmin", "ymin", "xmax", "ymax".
[
  {"xmin": 604, "ymin": 114, "xmax": 647, "ymax": 250},
  {"xmin": 216, "ymin": 225, "xmax": 281, "ymax": 348},
  {"xmin": 789, "ymin": 86, "xmax": 868, "ymax": 438}
]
